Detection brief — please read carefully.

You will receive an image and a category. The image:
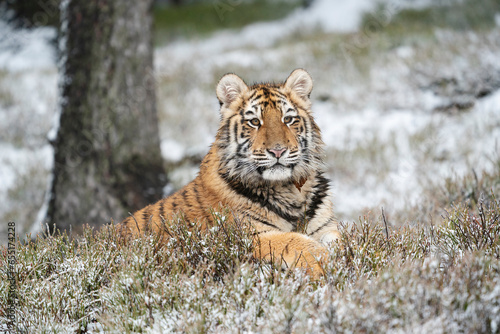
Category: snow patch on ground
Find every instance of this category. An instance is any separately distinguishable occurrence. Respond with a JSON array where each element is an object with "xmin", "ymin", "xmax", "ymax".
[
  {"xmin": 0, "ymin": 20, "xmax": 56, "ymax": 72},
  {"xmin": 298, "ymin": 0, "xmax": 374, "ymax": 33},
  {"xmin": 155, "ymin": 0, "xmax": 377, "ymax": 75},
  {"xmin": 161, "ymin": 139, "xmax": 185, "ymax": 163},
  {"xmin": 0, "ymin": 143, "xmax": 53, "ymax": 218}
]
